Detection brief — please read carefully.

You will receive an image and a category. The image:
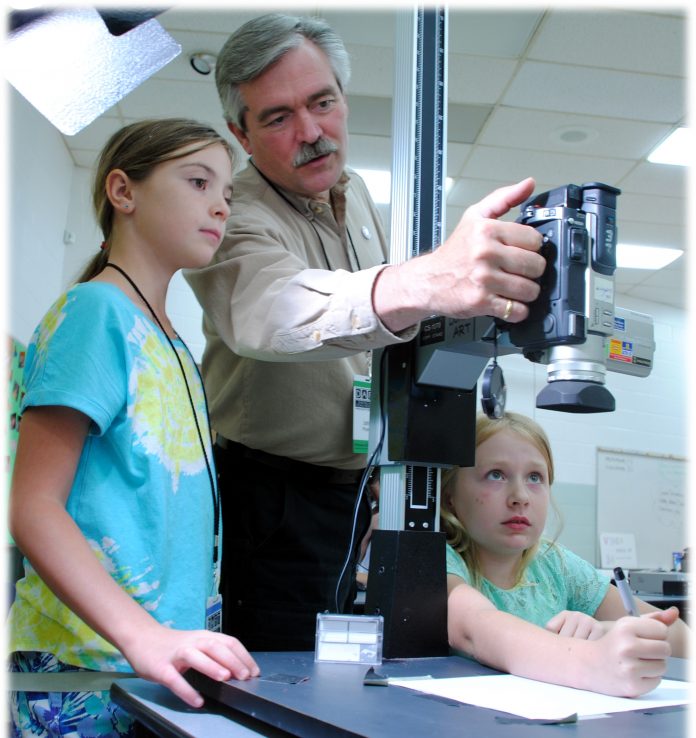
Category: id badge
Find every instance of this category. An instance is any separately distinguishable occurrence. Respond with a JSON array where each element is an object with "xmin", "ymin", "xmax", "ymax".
[
  {"xmin": 352, "ymin": 374, "xmax": 371, "ymax": 454},
  {"xmin": 206, "ymin": 594, "xmax": 222, "ymax": 633}
]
